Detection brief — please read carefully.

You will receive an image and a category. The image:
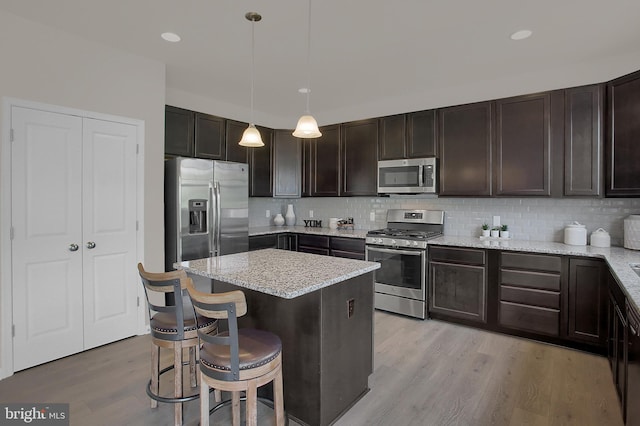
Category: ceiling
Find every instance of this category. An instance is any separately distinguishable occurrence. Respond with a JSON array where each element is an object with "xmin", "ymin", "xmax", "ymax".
[{"xmin": 2, "ymin": 0, "xmax": 640, "ymax": 128}]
